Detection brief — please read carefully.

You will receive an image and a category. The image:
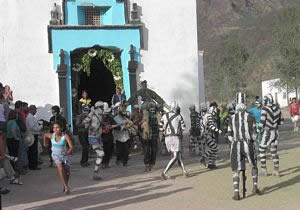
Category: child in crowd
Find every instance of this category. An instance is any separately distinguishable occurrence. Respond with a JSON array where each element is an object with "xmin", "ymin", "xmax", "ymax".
[
  {"xmin": 79, "ymin": 90, "xmax": 92, "ymax": 114},
  {"xmin": 44, "ymin": 122, "xmax": 73, "ymax": 194}
]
